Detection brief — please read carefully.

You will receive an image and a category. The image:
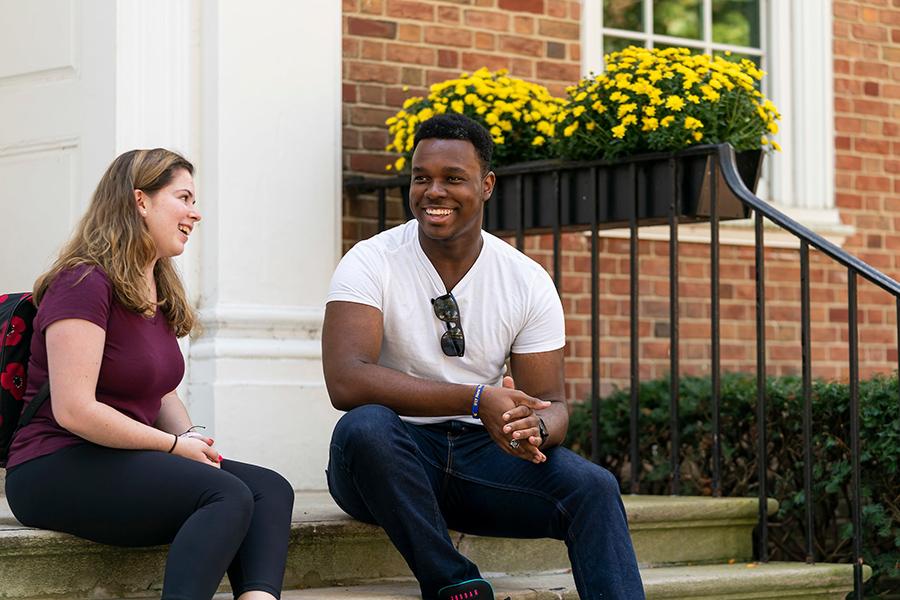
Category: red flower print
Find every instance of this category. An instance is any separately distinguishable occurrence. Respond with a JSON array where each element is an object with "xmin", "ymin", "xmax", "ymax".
[
  {"xmin": 3, "ymin": 316, "xmax": 26, "ymax": 347},
  {"xmin": 0, "ymin": 362, "xmax": 26, "ymax": 401}
]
